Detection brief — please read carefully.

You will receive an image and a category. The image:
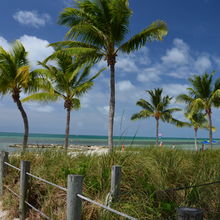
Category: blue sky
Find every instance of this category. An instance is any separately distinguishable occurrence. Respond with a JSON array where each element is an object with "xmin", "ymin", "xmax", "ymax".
[{"xmin": 0, "ymin": 0, "xmax": 220, "ymax": 138}]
